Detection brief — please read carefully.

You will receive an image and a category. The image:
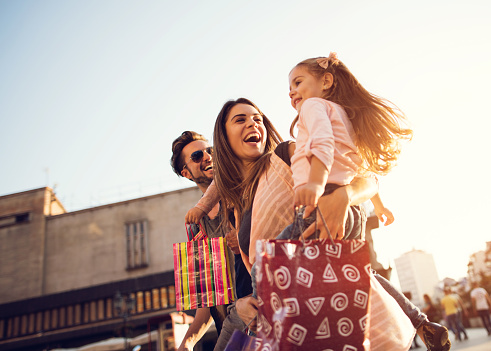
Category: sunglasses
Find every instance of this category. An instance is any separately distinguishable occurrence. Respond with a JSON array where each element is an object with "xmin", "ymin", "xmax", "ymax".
[{"xmin": 183, "ymin": 147, "xmax": 213, "ymax": 170}]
